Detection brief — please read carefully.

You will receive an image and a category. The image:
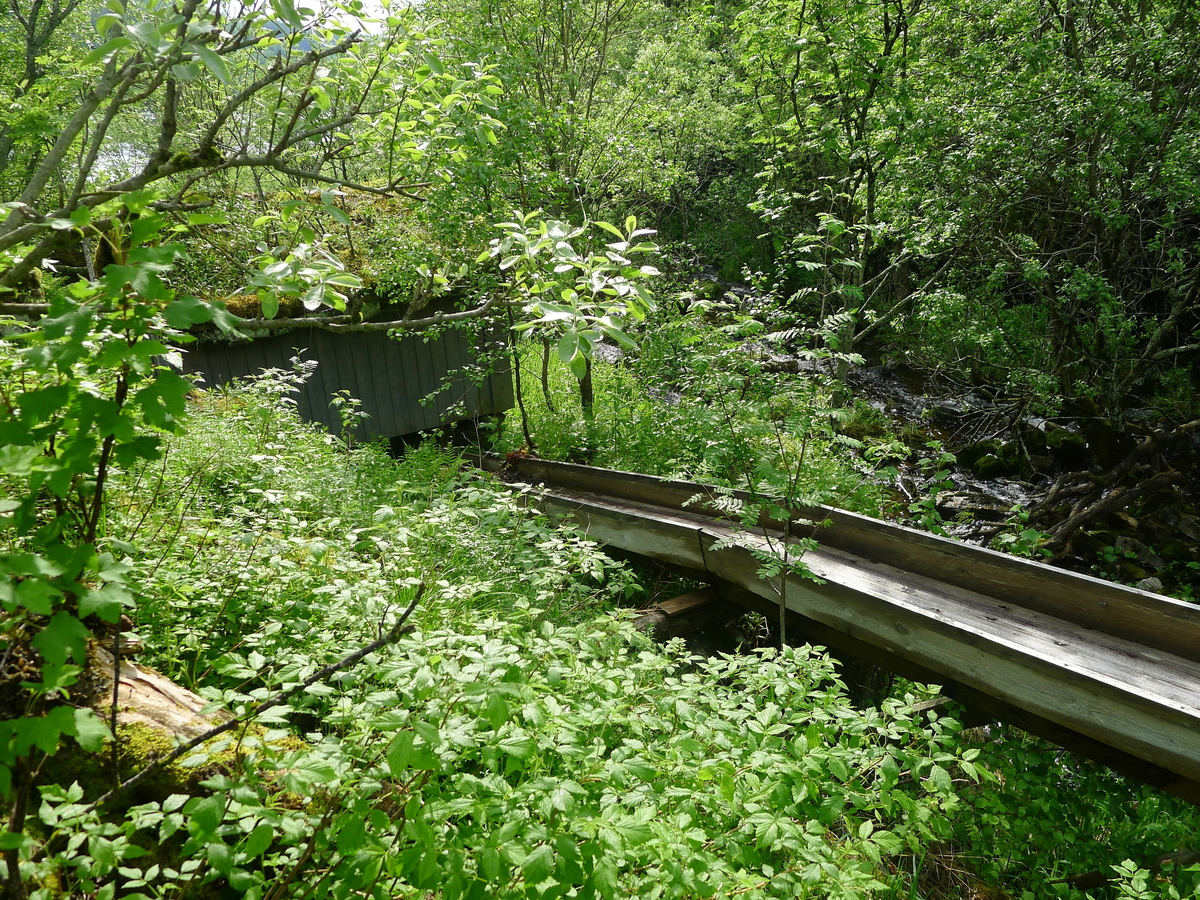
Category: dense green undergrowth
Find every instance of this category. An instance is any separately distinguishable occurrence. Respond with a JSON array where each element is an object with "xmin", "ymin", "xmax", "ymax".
[
  {"xmin": 4, "ymin": 363, "xmax": 1199, "ymax": 899},
  {"xmin": 74, "ymin": 371, "xmax": 1200, "ymax": 897},
  {"xmin": 497, "ymin": 300, "xmax": 896, "ymax": 519}
]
